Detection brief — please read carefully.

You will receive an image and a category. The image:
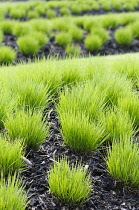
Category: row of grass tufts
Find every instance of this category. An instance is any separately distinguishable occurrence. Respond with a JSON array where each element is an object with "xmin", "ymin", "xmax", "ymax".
[
  {"xmin": 1, "ymin": 0, "xmax": 139, "ymax": 20},
  {"xmin": 1, "ymin": 12, "xmax": 139, "ymax": 63}
]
